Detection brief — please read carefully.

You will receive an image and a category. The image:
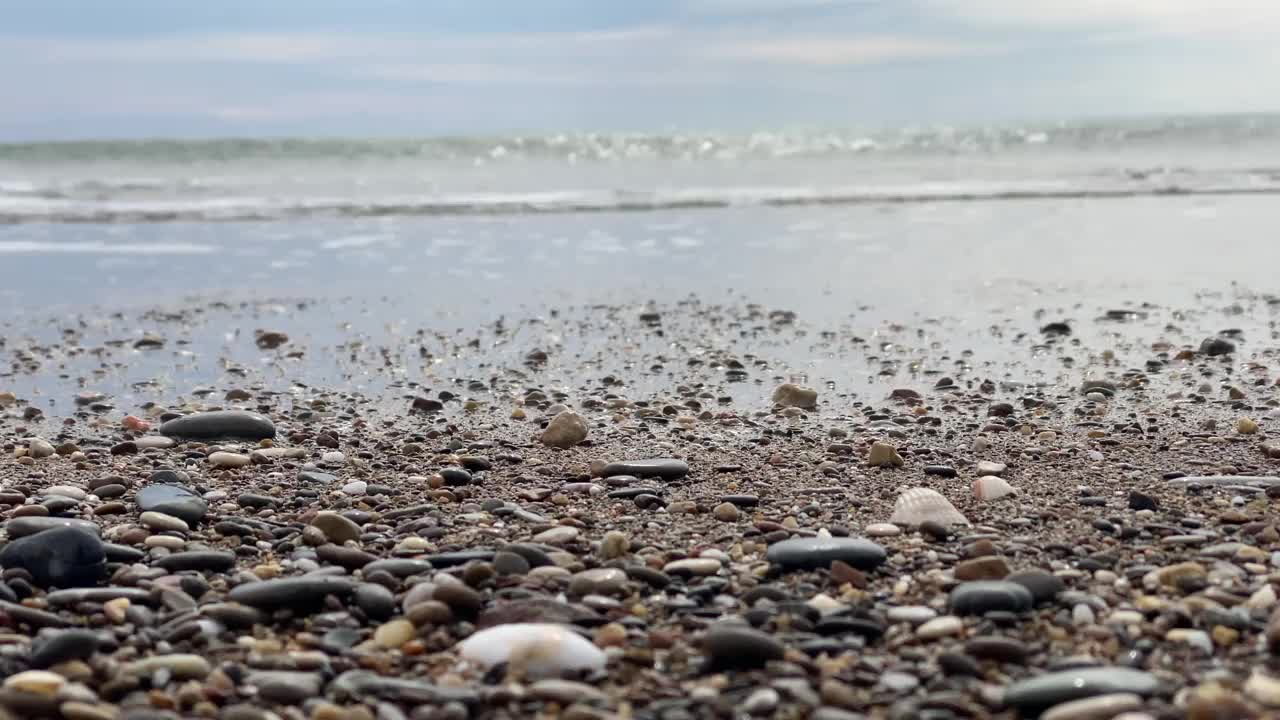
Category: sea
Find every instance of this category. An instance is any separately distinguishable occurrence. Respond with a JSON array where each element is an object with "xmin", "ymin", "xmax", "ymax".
[{"xmin": 1, "ymin": 114, "xmax": 1279, "ymax": 406}]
